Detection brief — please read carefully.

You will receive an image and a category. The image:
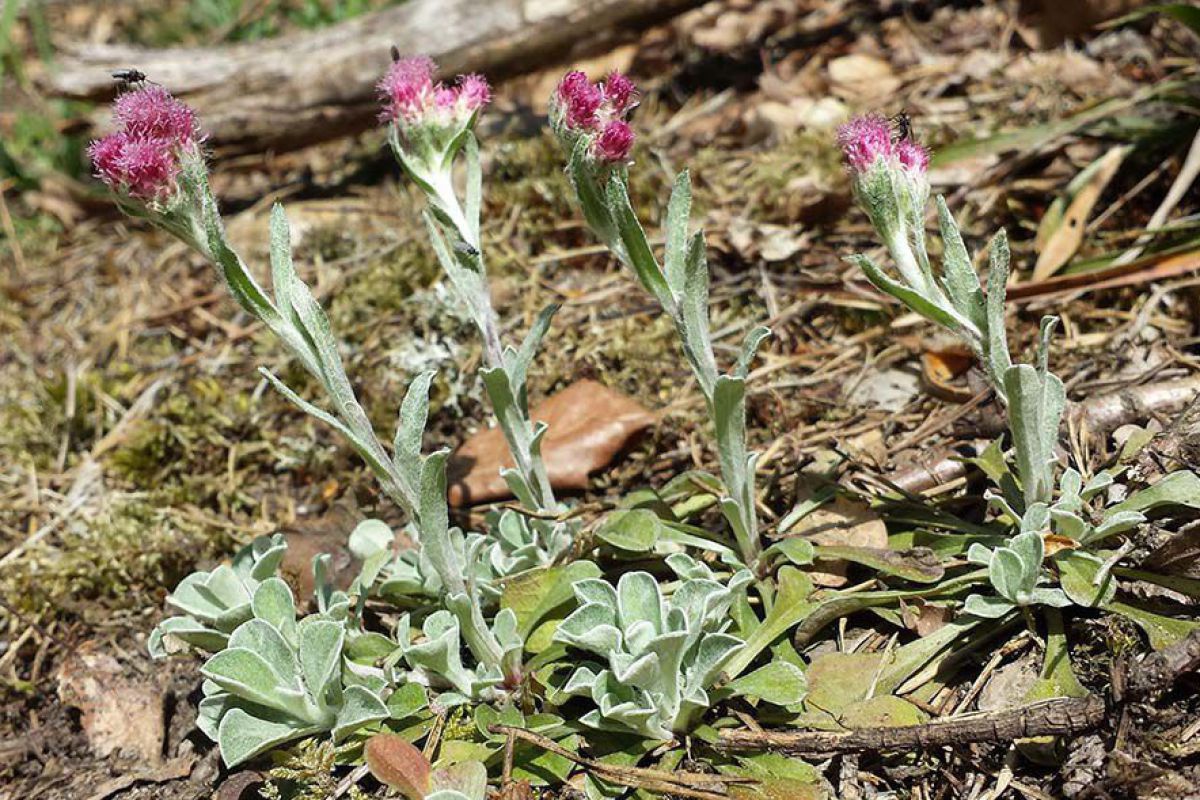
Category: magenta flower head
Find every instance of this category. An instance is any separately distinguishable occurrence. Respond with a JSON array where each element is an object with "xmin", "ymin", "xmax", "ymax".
[
  {"xmin": 896, "ymin": 138, "xmax": 930, "ymax": 174},
  {"xmin": 550, "ymin": 70, "xmax": 639, "ymax": 166},
  {"xmin": 837, "ymin": 114, "xmax": 893, "ymax": 174},
  {"xmin": 113, "ymin": 85, "xmax": 201, "ymax": 143},
  {"xmin": 378, "ymin": 56, "xmax": 437, "ymax": 123},
  {"xmin": 602, "ymin": 72, "xmax": 639, "ymax": 116},
  {"xmin": 594, "ymin": 121, "xmax": 635, "ymax": 163},
  {"xmin": 378, "ymin": 55, "xmax": 490, "ymax": 127},
  {"xmin": 836, "ymin": 113, "xmax": 930, "ymax": 245},
  {"xmin": 89, "ymin": 86, "xmax": 204, "ymax": 206},
  {"xmin": 379, "ymin": 53, "xmax": 492, "ymax": 201}
]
